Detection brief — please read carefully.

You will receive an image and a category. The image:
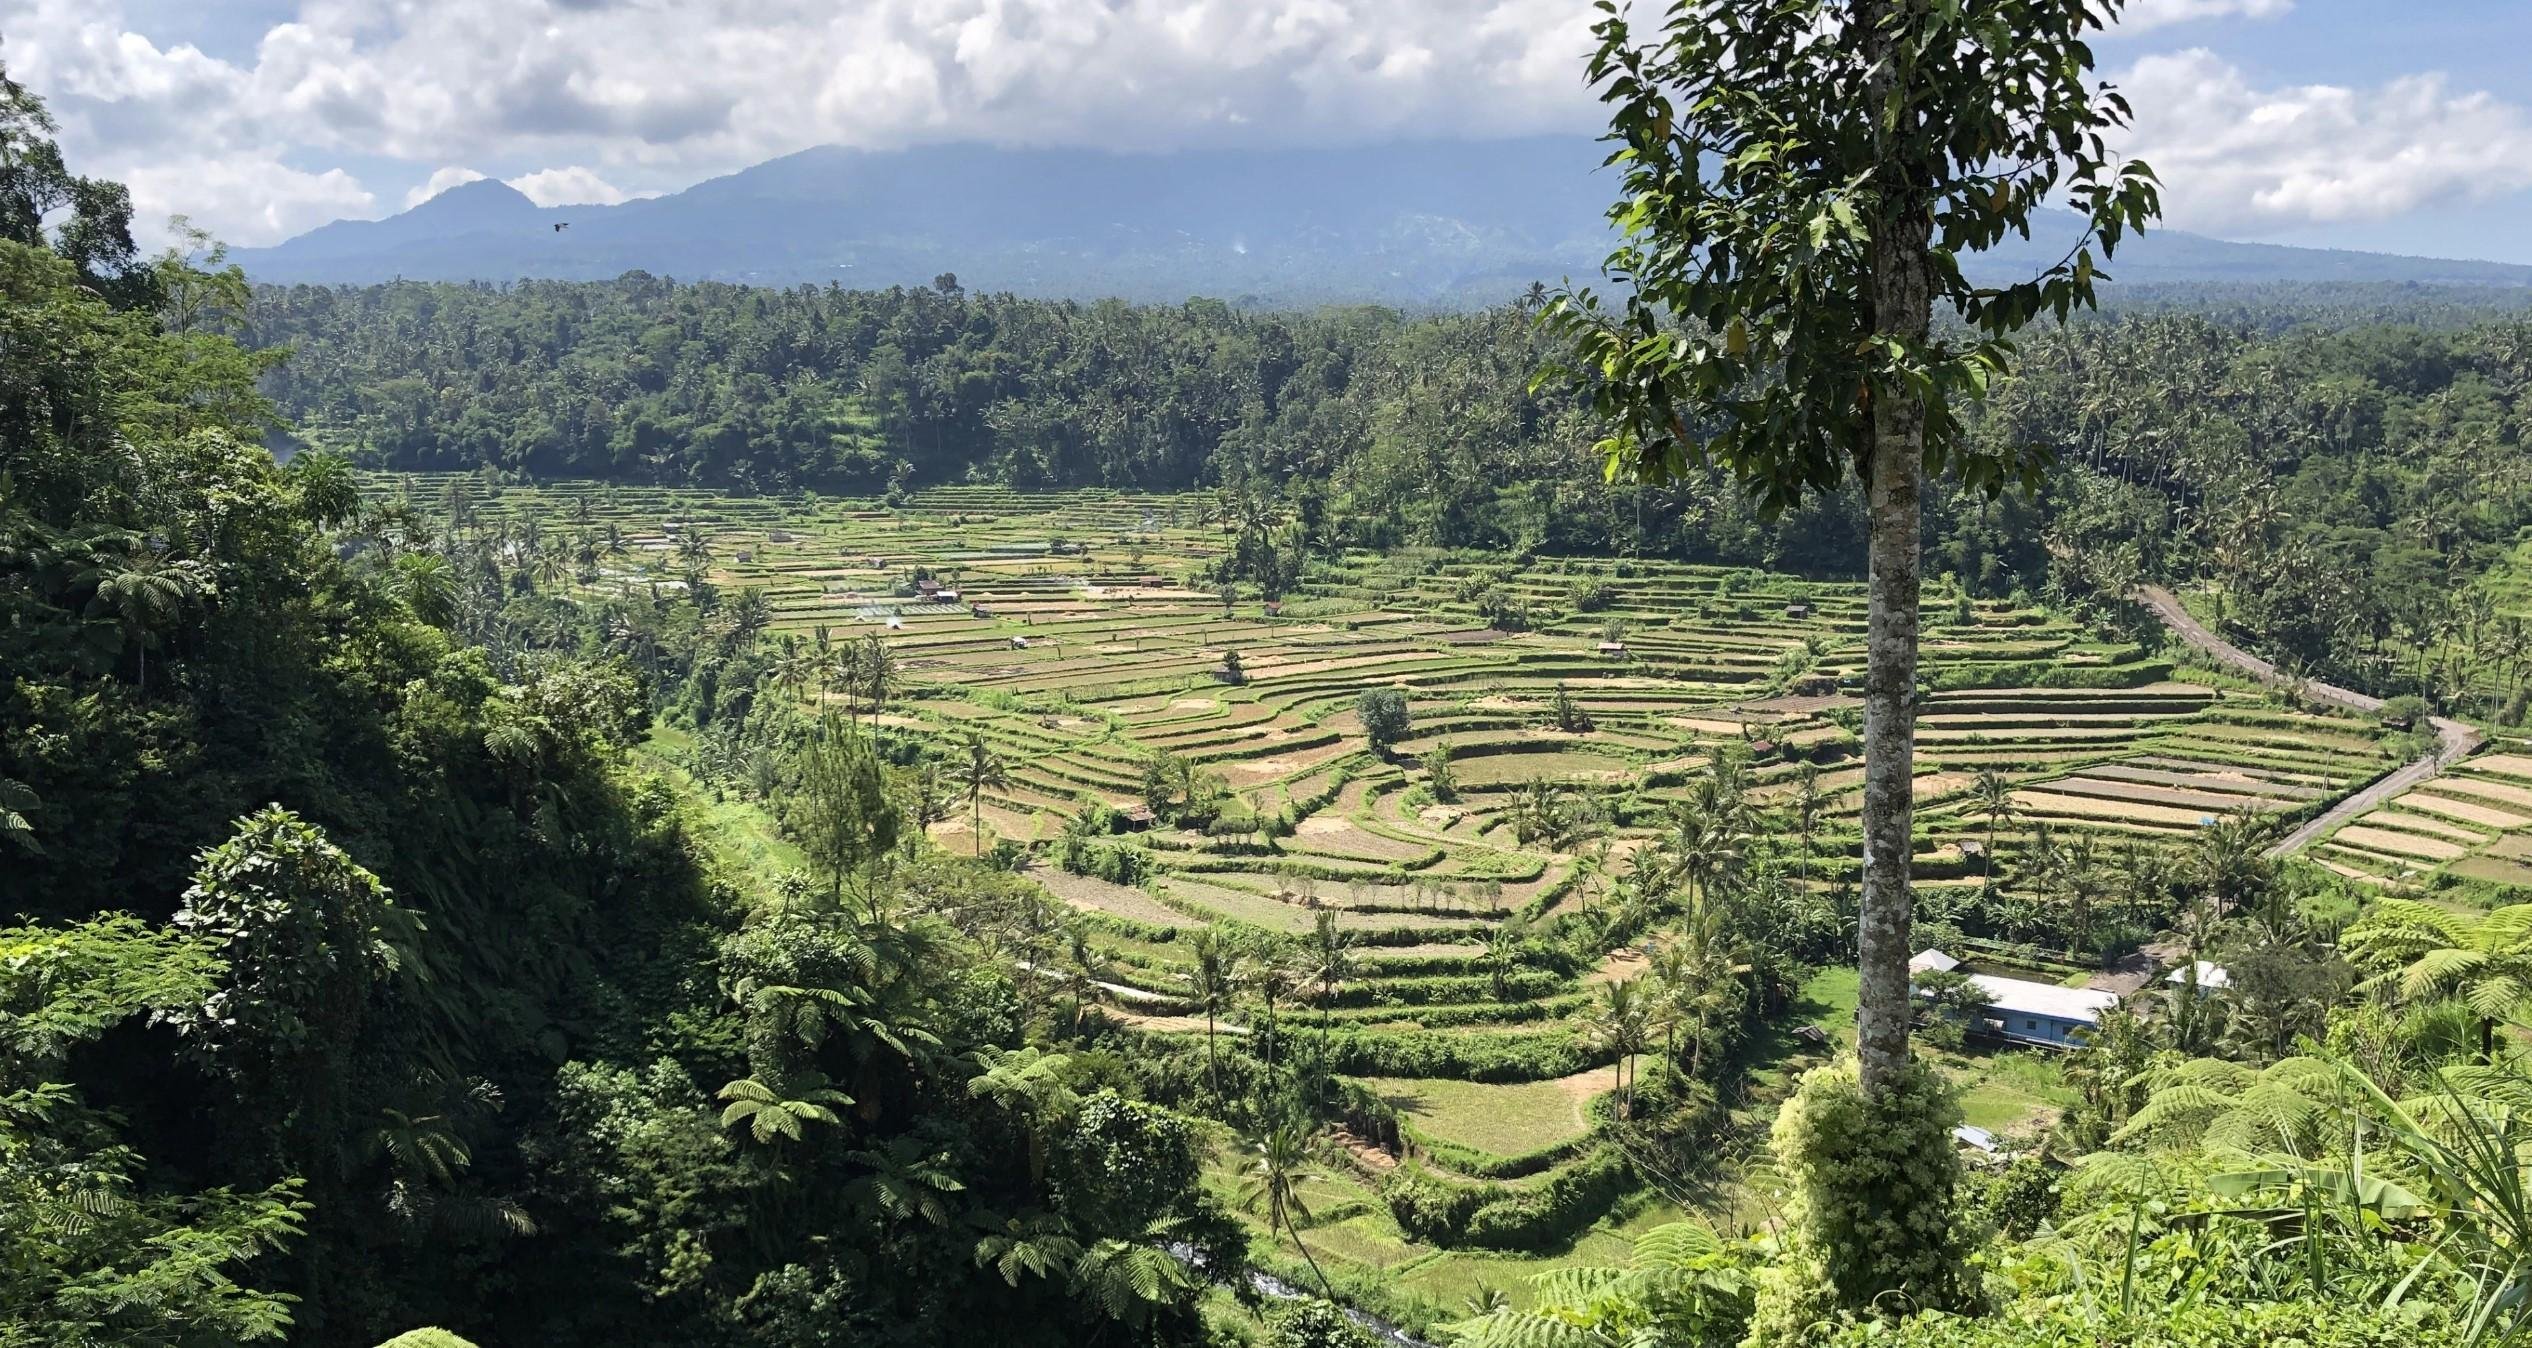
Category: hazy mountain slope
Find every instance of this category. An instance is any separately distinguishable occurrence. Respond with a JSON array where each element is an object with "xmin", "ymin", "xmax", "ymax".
[{"xmin": 230, "ymin": 139, "xmax": 2532, "ymax": 304}]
